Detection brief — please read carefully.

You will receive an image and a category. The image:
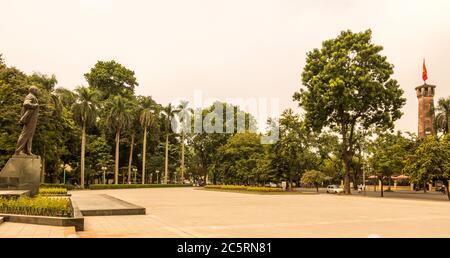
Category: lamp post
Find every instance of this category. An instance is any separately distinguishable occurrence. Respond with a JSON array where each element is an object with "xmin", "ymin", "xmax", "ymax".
[
  {"xmin": 102, "ymin": 166, "xmax": 107, "ymax": 184},
  {"xmin": 156, "ymin": 171, "xmax": 160, "ymax": 184},
  {"xmin": 133, "ymin": 168, "xmax": 137, "ymax": 184},
  {"xmin": 60, "ymin": 164, "xmax": 66, "ymax": 185}
]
